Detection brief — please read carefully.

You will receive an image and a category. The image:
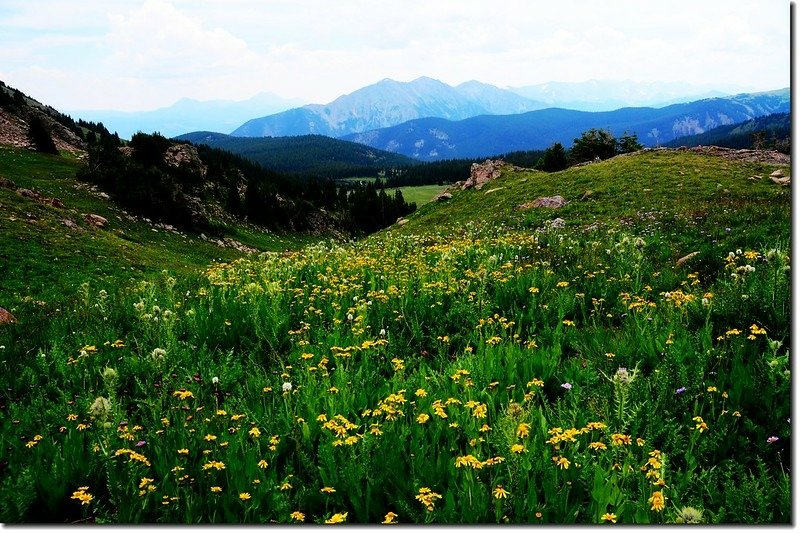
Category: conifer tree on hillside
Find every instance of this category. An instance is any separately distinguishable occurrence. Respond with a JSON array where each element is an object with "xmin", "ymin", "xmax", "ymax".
[
  {"xmin": 542, "ymin": 142, "xmax": 568, "ymax": 172},
  {"xmin": 27, "ymin": 115, "xmax": 59, "ymax": 154}
]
